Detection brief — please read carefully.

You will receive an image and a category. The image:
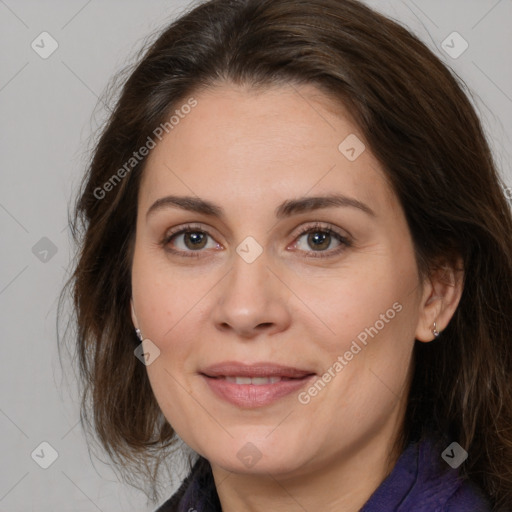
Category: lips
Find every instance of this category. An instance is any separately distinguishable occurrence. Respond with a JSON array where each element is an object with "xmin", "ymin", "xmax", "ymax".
[{"xmin": 200, "ymin": 362, "xmax": 316, "ymax": 408}]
